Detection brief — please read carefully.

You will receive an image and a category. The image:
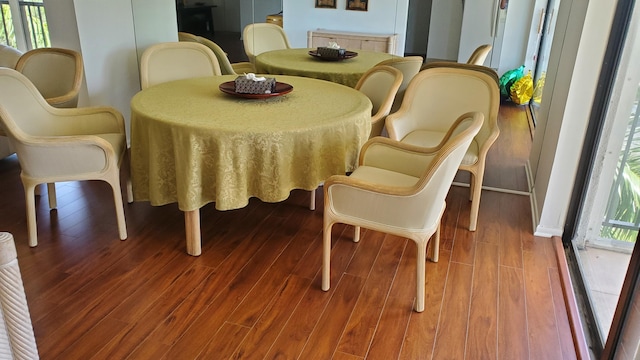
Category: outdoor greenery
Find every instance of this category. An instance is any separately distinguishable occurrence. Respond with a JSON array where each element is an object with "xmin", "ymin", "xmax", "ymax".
[
  {"xmin": 0, "ymin": 1, "xmax": 49, "ymax": 49},
  {"xmin": 601, "ymin": 85, "xmax": 640, "ymax": 243},
  {"xmin": 0, "ymin": 4, "xmax": 17, "ymax": 47}
]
